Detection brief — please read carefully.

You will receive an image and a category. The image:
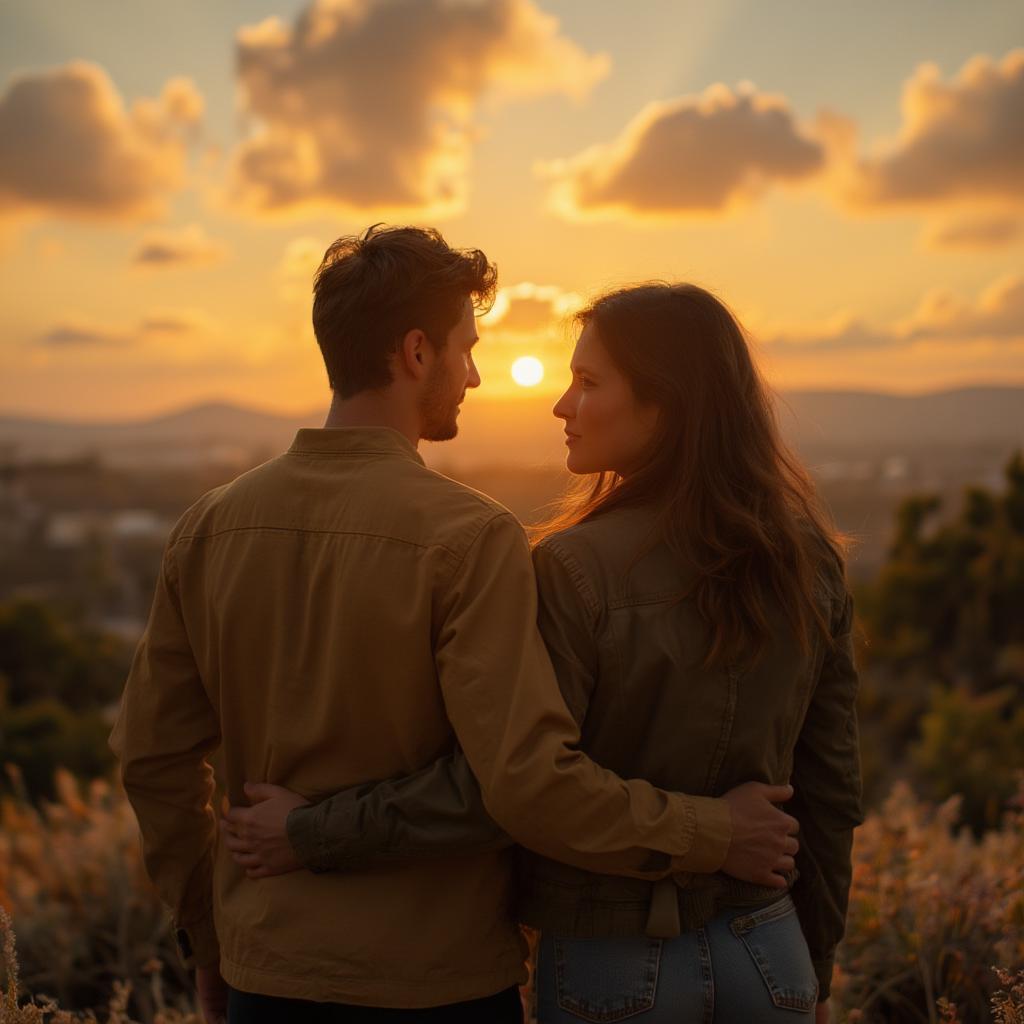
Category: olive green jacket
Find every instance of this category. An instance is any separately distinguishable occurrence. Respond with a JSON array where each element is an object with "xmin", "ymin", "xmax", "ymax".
[{"xmin": 287, "ymin": 503, "xmax": 863, "ymax": 999}]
